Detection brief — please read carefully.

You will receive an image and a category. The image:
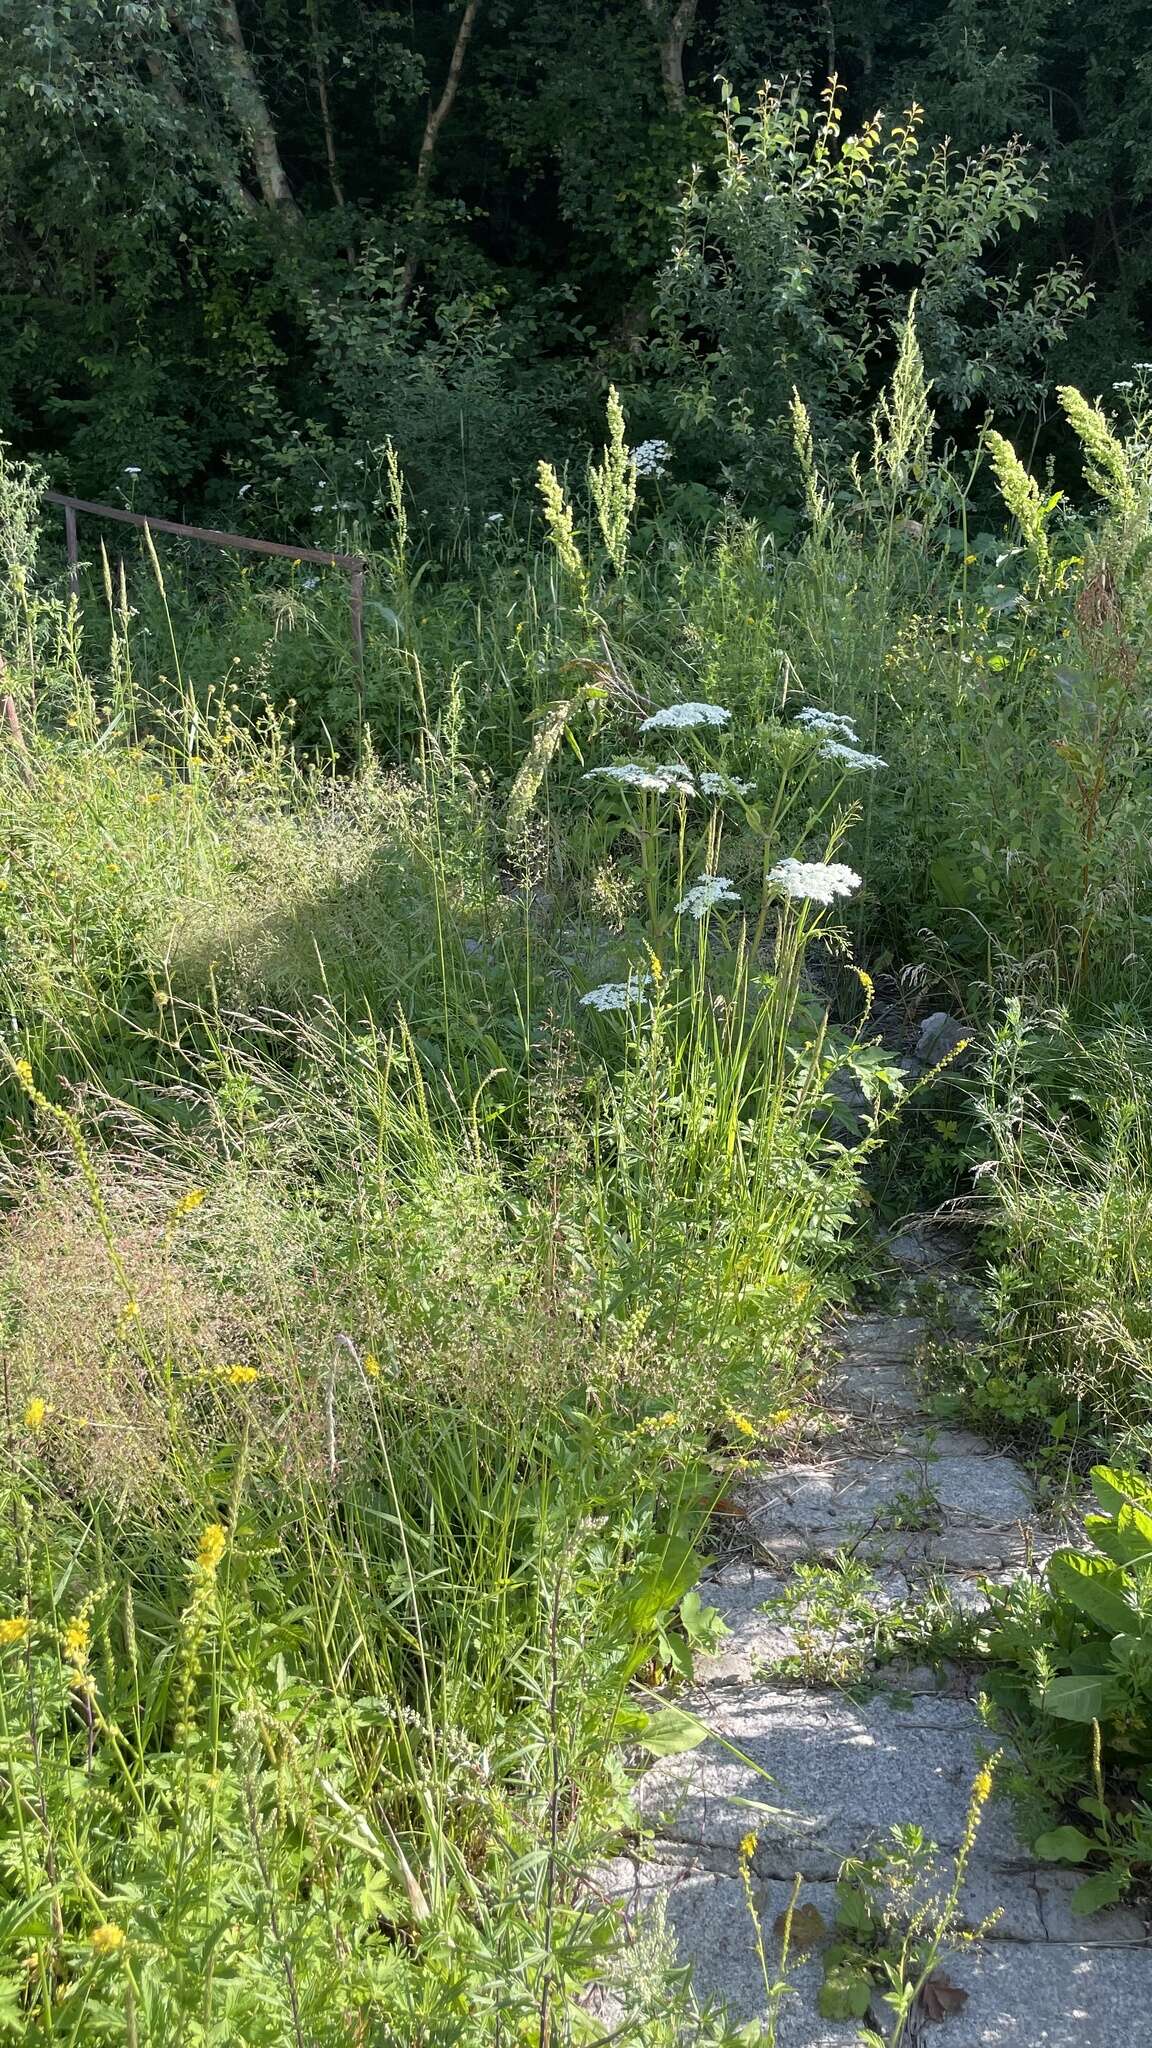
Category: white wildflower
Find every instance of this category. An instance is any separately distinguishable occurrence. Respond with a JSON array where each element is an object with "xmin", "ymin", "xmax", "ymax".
[
  {"xmin": 301, "ymin": 576, "xmax": 318, "ymax": 590},
  {"xmin": 584, "ymin": 763, "xmax": 695, "ymax": 794},
  {"xmin": 675, "ymin": 873, "xmax": 741, "ymax": 918},
  {"xmin": 639, "ymin": 701, "xmax": 731, "ymax": 733},
  {"xmin": 768, "ymin": 859, "xmax": 862, "ymax": 905},
  {"xmin": 485, "ymin": 511, "xmax": 504, "ymax": 524},
  {"xmin": 1114, "ymin": 380, "xmax": 1134, "ymax": 393},
  {"xmin": 629, "ymin": 438, "xmax": 671, "ymax": 478},
  {"xmin": 819, "ymin": 740, "xmax": 887, "ymax": 772},
  {"xmin": 698, "ymin": 770, "xmax": 754, "ymax": 797},
  {"xmin": 579, "ymin": 971, "xmax": 652, "ymax": 1012},
  {"xmin": 237, "ymin": 483, "xmax": 251, "ymax": 498},
  {"xmin": 1132, "ymin": 362, "xmax": 1152, "ymax": 372},
  {"xmin": 794, "ymin": 706, "xmax": 859, "ymax": 741},
  {"xmin": 123, "ymin": 466, "xmax": 141, "ymax": 477},
  {"xmin": 311, "ymin": 504, "xmax": 324, "ymax": 513}
]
